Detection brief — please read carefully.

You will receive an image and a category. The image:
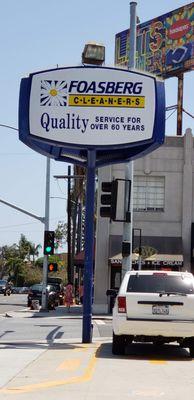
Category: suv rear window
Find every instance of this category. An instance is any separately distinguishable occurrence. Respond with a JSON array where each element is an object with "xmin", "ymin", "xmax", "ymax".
[{"xmin": 127, "ymin": 274, "xmax": 194, "ymax": 294}]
